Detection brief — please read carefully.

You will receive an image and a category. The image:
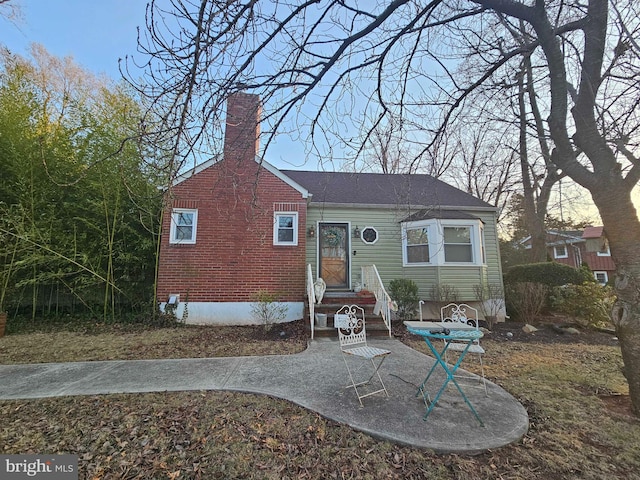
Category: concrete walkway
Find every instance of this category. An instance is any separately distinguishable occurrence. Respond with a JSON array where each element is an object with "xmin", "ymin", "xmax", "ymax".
[{"xmin": 0, "ymin": 338, "xmax": 528, "ymax": 454}]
